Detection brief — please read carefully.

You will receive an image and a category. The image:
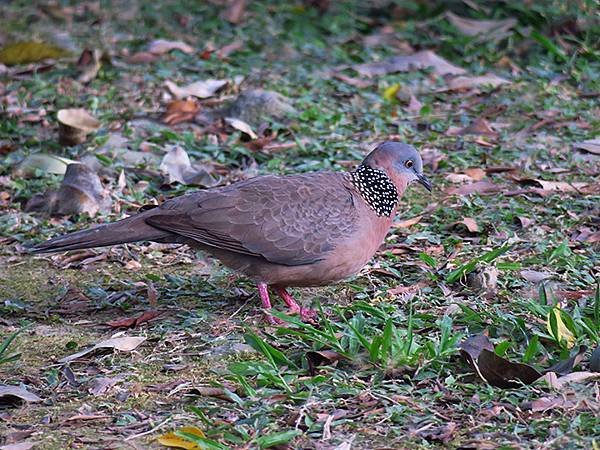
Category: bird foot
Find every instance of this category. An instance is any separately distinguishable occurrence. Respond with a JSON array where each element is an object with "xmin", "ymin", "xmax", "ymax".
[
  {"xmin": 265, "ymin": 313, "xmax": 284, "ymax": 325},
  {"xmin": 287, "ymin": 305, "xmax": 318, "ymax": 323}
]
